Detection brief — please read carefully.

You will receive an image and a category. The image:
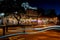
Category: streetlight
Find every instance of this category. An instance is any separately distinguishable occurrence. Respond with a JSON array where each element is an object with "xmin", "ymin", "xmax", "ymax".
[
  {"xmin": 0, "ymin": 13, "xmax": 5, "ymax": 17},
  {"xmin": 14, "ymin": 11, "xmax": 18, "ymax": 14}
]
